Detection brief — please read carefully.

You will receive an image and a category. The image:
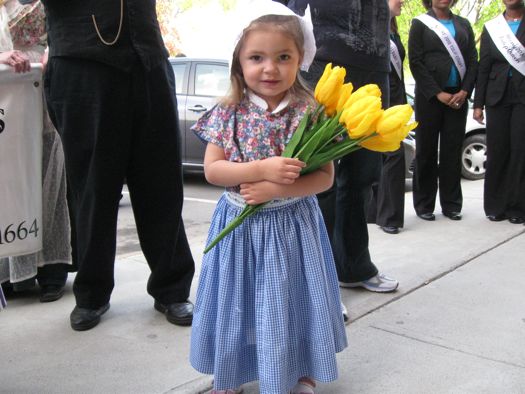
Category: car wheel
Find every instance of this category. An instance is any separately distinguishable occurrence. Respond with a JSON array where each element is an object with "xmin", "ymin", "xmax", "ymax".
[{"xmin": 461, "ymin": 133, "xmax": 486, "ymax": 180}]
